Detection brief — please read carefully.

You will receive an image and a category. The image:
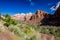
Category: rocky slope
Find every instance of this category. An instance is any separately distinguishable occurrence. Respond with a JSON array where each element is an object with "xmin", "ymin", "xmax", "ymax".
[
  {"xmin": 0, "ymin": 21, "xmax": 12, "ymax": 40},
  {"xmin": 26, "ymin": 10, "xmax": 49, "ymax": 25},
  {"xmin": 0, "ymin": 21, "xmax": 21, "ymax": 40},
  {"xmin": 0, "ymin": 18, "xmax": 60, "ymax": 40}
]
